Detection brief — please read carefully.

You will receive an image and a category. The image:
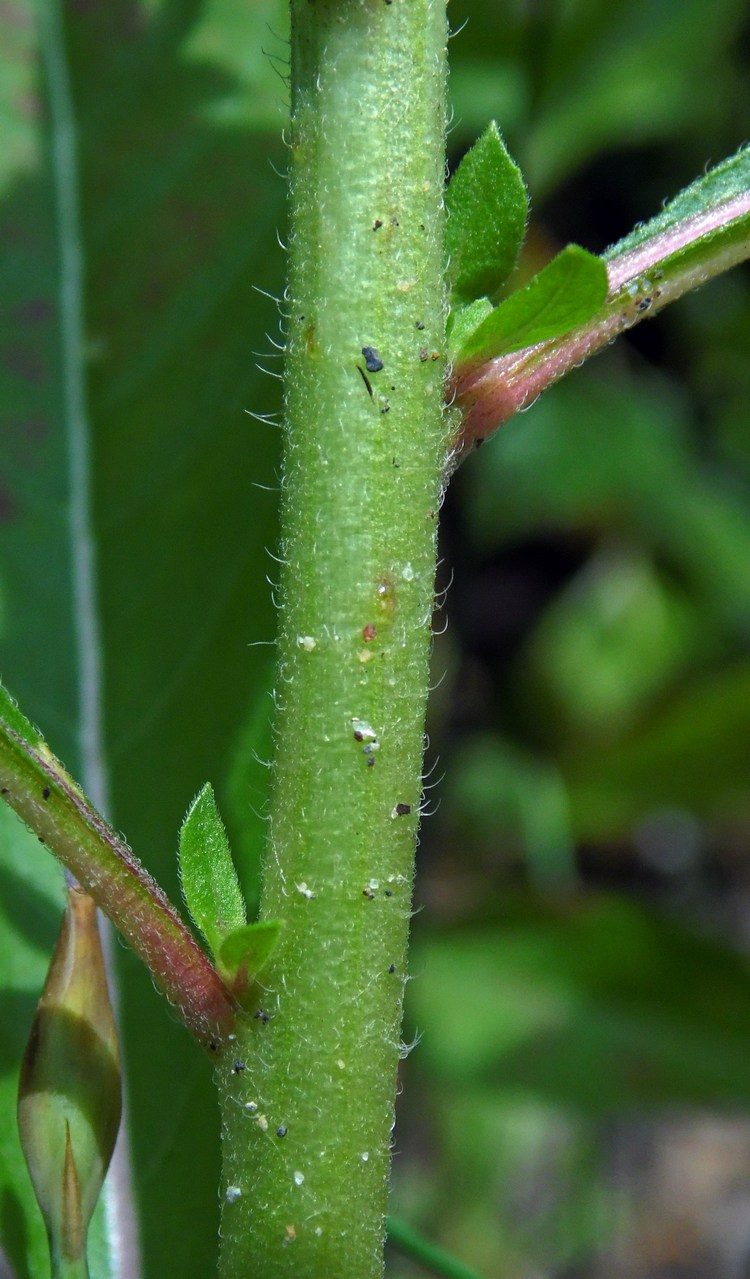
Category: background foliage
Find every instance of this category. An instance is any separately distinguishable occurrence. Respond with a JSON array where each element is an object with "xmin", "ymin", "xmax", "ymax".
[{"xmin": 1, "ymin": 1, "xmax": 750, "ymax": 1276}]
